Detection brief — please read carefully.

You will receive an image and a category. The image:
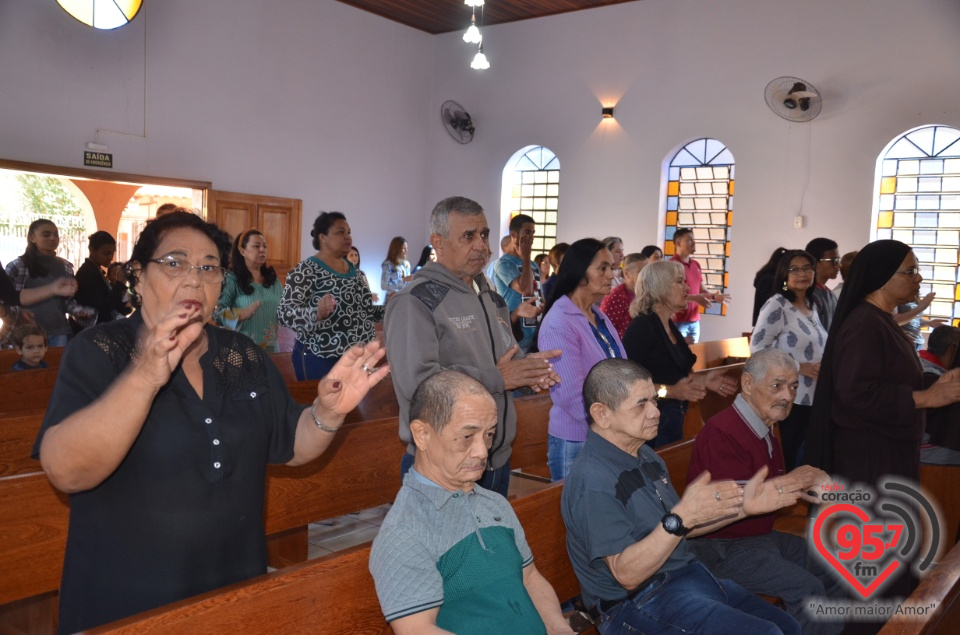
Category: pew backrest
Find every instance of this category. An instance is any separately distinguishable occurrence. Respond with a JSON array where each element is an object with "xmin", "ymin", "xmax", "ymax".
[
  {"xmin": 0, "ymin": 368, "xmax": 58, "ymax": 415},
  {"xmin": 0, "ymin": 347, "xmax": 65, "ymax": 374},
  {"xmin": 689, "ymin": 337, "xmax": 750, "ymax": 370},
  {"xmin": 0, "ymin": 410, "xmax": 44, "ymax": 476}
]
